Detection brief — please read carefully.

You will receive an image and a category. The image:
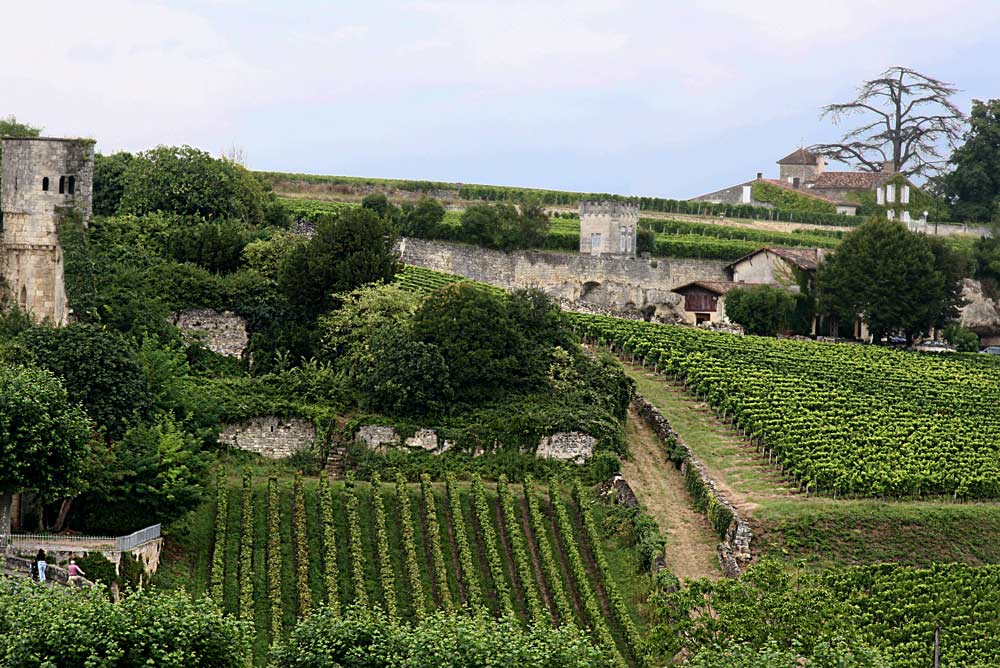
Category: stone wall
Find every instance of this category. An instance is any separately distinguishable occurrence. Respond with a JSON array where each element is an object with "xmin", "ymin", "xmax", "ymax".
[
  {"xmin": 171, "ymin": 309, "xmax": 249, "ymax": 358},
  {"xmin": 536, "ymin": 432, "xmax": 596, "ymax": 464},
  {"xmin": 397, "ymin": 237, "xmax": 729, "ymax": 317},
  {"xmin": 218, "ymin": 417, "xmax": 316, "ymax": 458},
  {"xmin": 632, "ymin": 395, "xmax": 752, "ymax": 577}
]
